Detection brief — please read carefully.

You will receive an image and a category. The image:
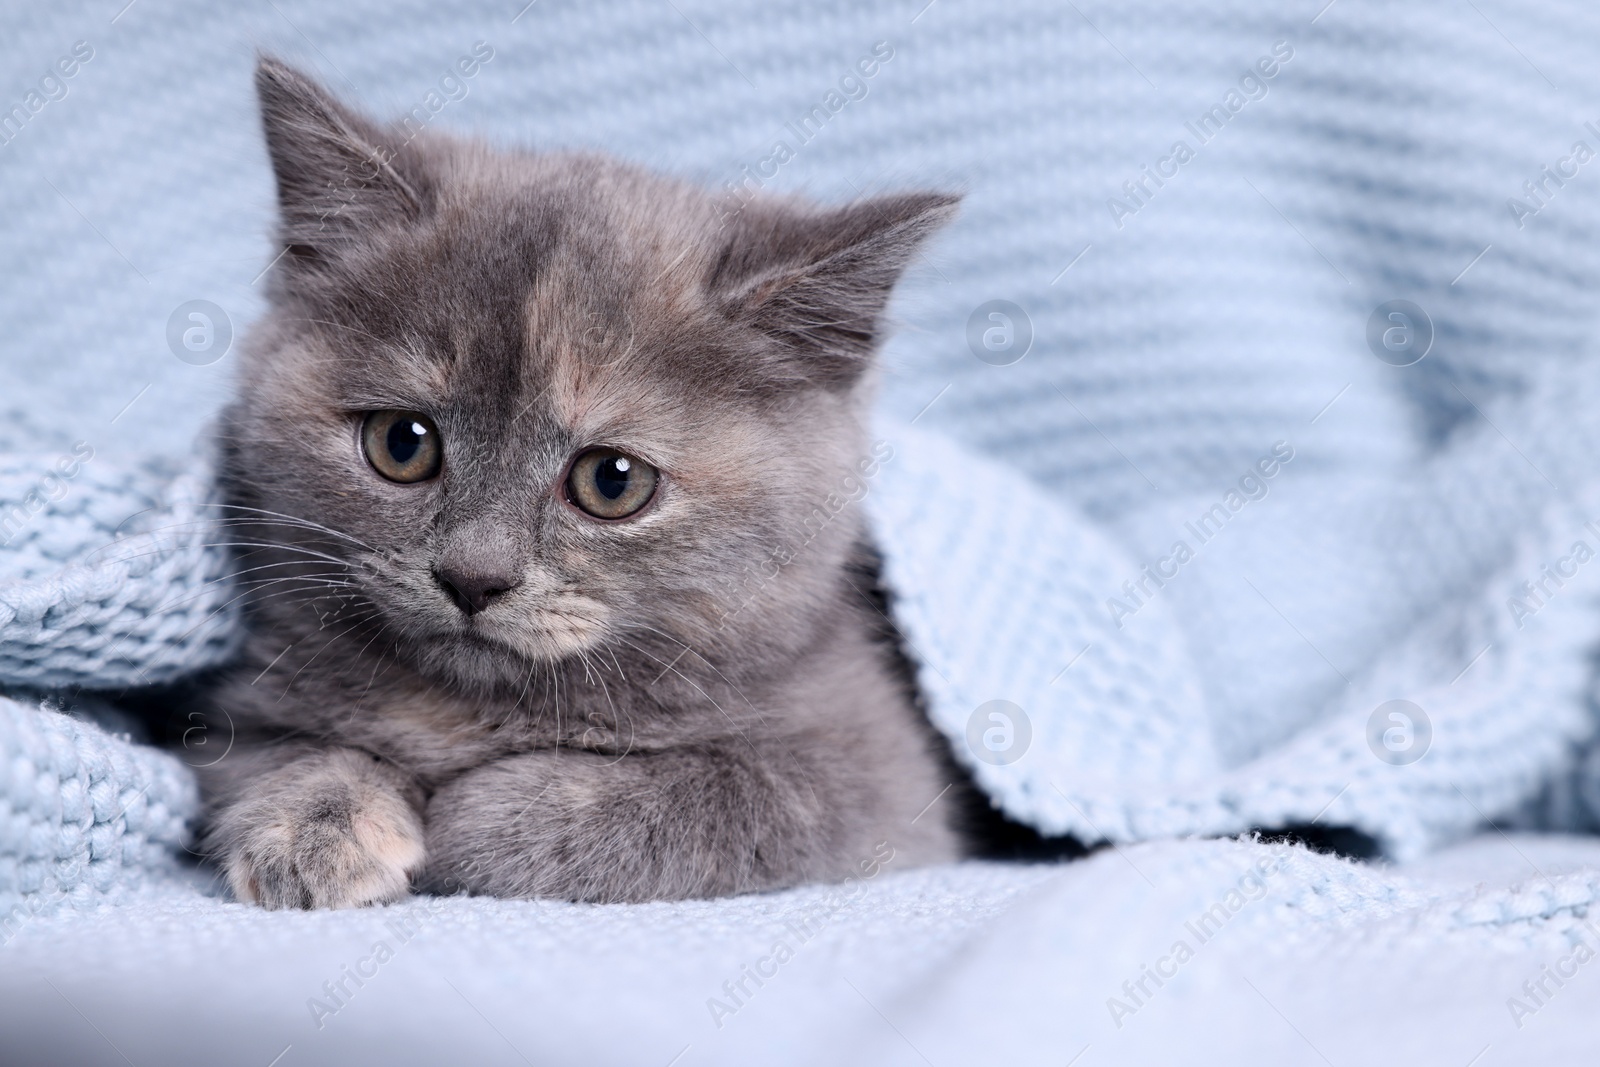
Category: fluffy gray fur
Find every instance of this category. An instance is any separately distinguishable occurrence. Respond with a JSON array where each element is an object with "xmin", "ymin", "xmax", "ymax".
[{"xmin": 198, "ymin": 57, "xmax": 961, "ymax": 909}]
